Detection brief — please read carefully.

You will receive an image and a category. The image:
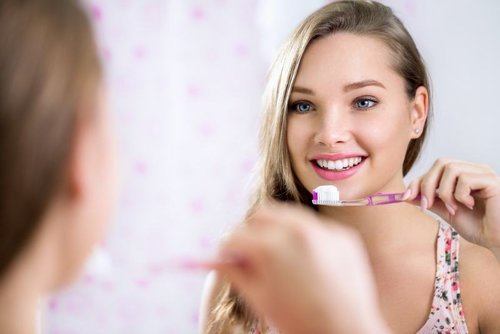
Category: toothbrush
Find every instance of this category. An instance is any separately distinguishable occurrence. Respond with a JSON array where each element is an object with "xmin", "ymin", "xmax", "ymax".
[
  {"xmin": 173, "ymin": 257, "xmax": 247, "ymax": 272},
  {"xmin": 175, "ymin": 259, "xmax": 225, "ymax": 271},
  {"xmin": 179, "ymin": 187, "xmax": 414, "ymax": 271},
  {"xmin": 312, "ymin": 185, "xmax": 418, "ymax": 206},
  {"xmin": 178, "ymin": 188, "xmax": 412, "ymax": 272}
]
